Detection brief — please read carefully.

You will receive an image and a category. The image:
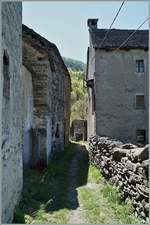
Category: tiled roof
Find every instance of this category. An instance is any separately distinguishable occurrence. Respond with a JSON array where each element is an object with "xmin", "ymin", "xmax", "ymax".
[{"xmin": 90, "ymin": 28, "xmax": 149, "ymax": 49}]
